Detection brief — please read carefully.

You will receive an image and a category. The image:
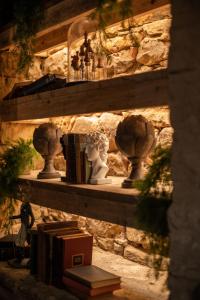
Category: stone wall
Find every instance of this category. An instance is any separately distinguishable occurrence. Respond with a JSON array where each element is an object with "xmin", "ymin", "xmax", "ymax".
[{"xmin": 0, "ymin": 6, "xmax": 172, "ymax": 267}]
